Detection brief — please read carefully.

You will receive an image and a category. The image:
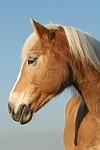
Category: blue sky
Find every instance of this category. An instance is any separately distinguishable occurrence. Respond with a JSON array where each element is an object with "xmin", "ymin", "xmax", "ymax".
[{"xmin": 0, "ymin": 1, "xmax": 100, "ymax": 150}]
